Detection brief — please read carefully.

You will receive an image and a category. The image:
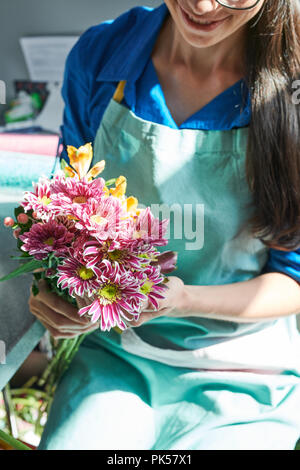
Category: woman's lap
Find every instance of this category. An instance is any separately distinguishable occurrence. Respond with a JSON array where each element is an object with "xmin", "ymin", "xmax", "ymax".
[{"xmin": 38, "ymin": 338, "xmax": 300, "ymax": 450}]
